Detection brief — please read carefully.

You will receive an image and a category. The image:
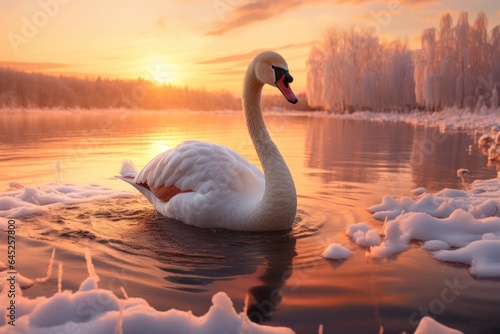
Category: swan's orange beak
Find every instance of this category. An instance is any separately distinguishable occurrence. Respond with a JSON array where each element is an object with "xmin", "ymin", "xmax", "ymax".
[
  {"xmin": 272, "ymin": 65, "xmax": 298, "ymax": 104},
  {"xmin": 276, "ymin": 75, "xmax": 298, "ymax": 104}
]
